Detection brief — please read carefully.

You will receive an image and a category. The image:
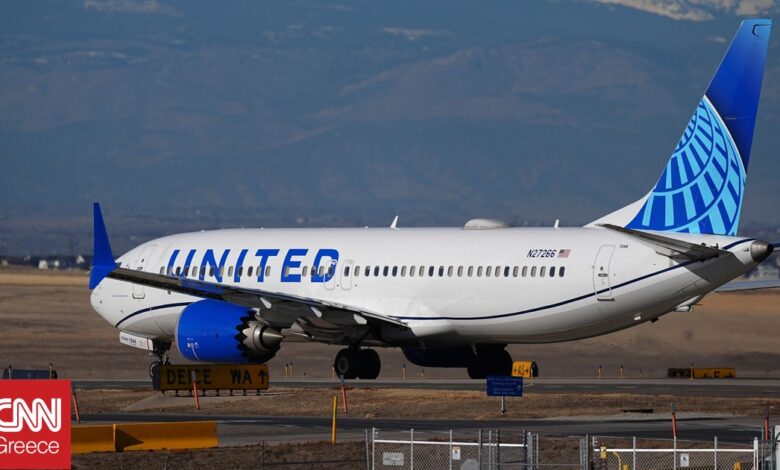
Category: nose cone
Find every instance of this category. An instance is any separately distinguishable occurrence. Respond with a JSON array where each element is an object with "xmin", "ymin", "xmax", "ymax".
[{"xmin": 750, "ymin": 240, "xmax": 774, "ymax": 262}]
